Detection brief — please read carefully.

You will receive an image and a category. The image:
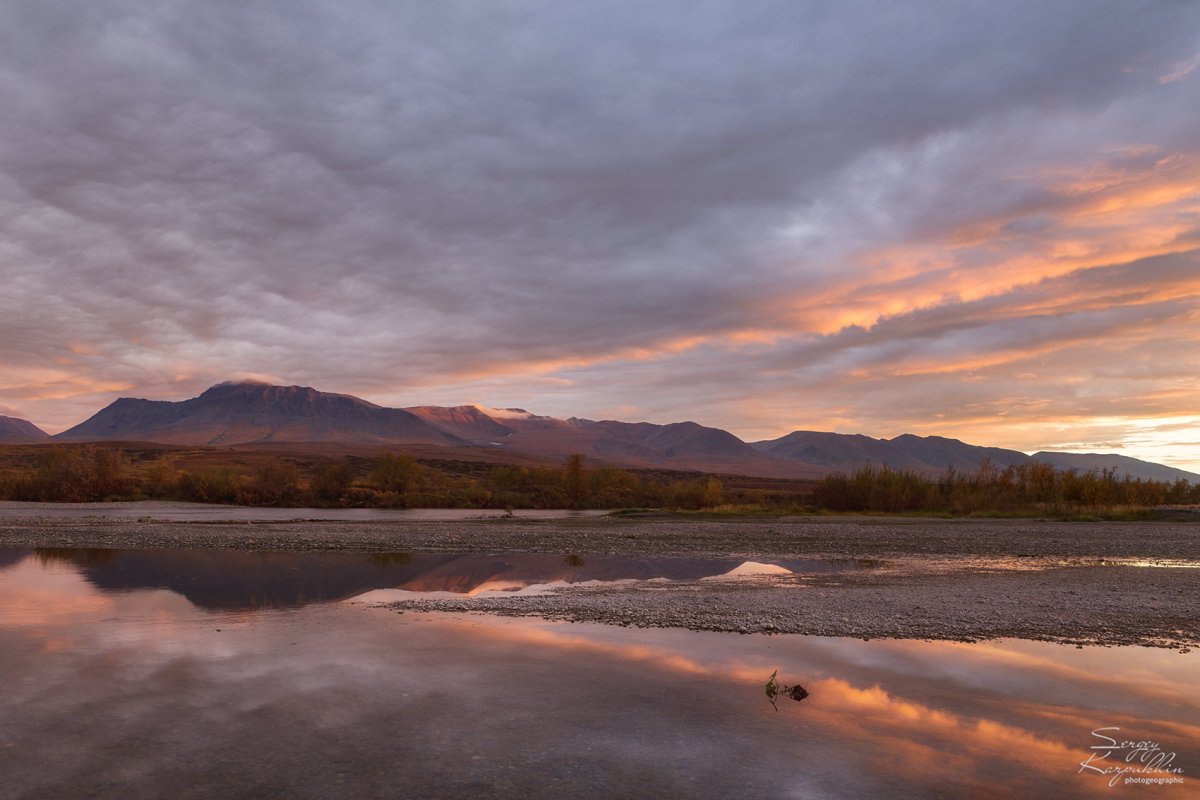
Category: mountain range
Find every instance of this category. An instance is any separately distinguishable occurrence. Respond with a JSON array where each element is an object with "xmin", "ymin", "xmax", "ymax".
[
  {"xmin": 2, "ymin": 380, "xmax": 1195, "ymax": 483},
  {"xmin": 750, "ymin": 431, "xmax": 1032, "ymax": 473}
]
